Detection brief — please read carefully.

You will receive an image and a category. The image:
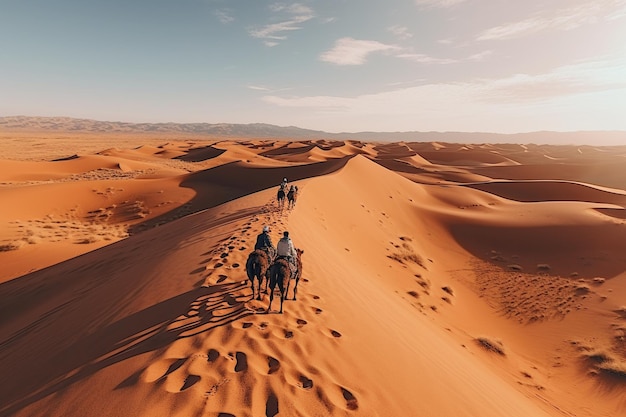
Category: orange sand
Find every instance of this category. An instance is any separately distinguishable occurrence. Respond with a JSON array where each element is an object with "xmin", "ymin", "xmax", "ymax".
[{"xmin": 1, "ymin": 130, "xmax": 626, "ymax": 417}]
